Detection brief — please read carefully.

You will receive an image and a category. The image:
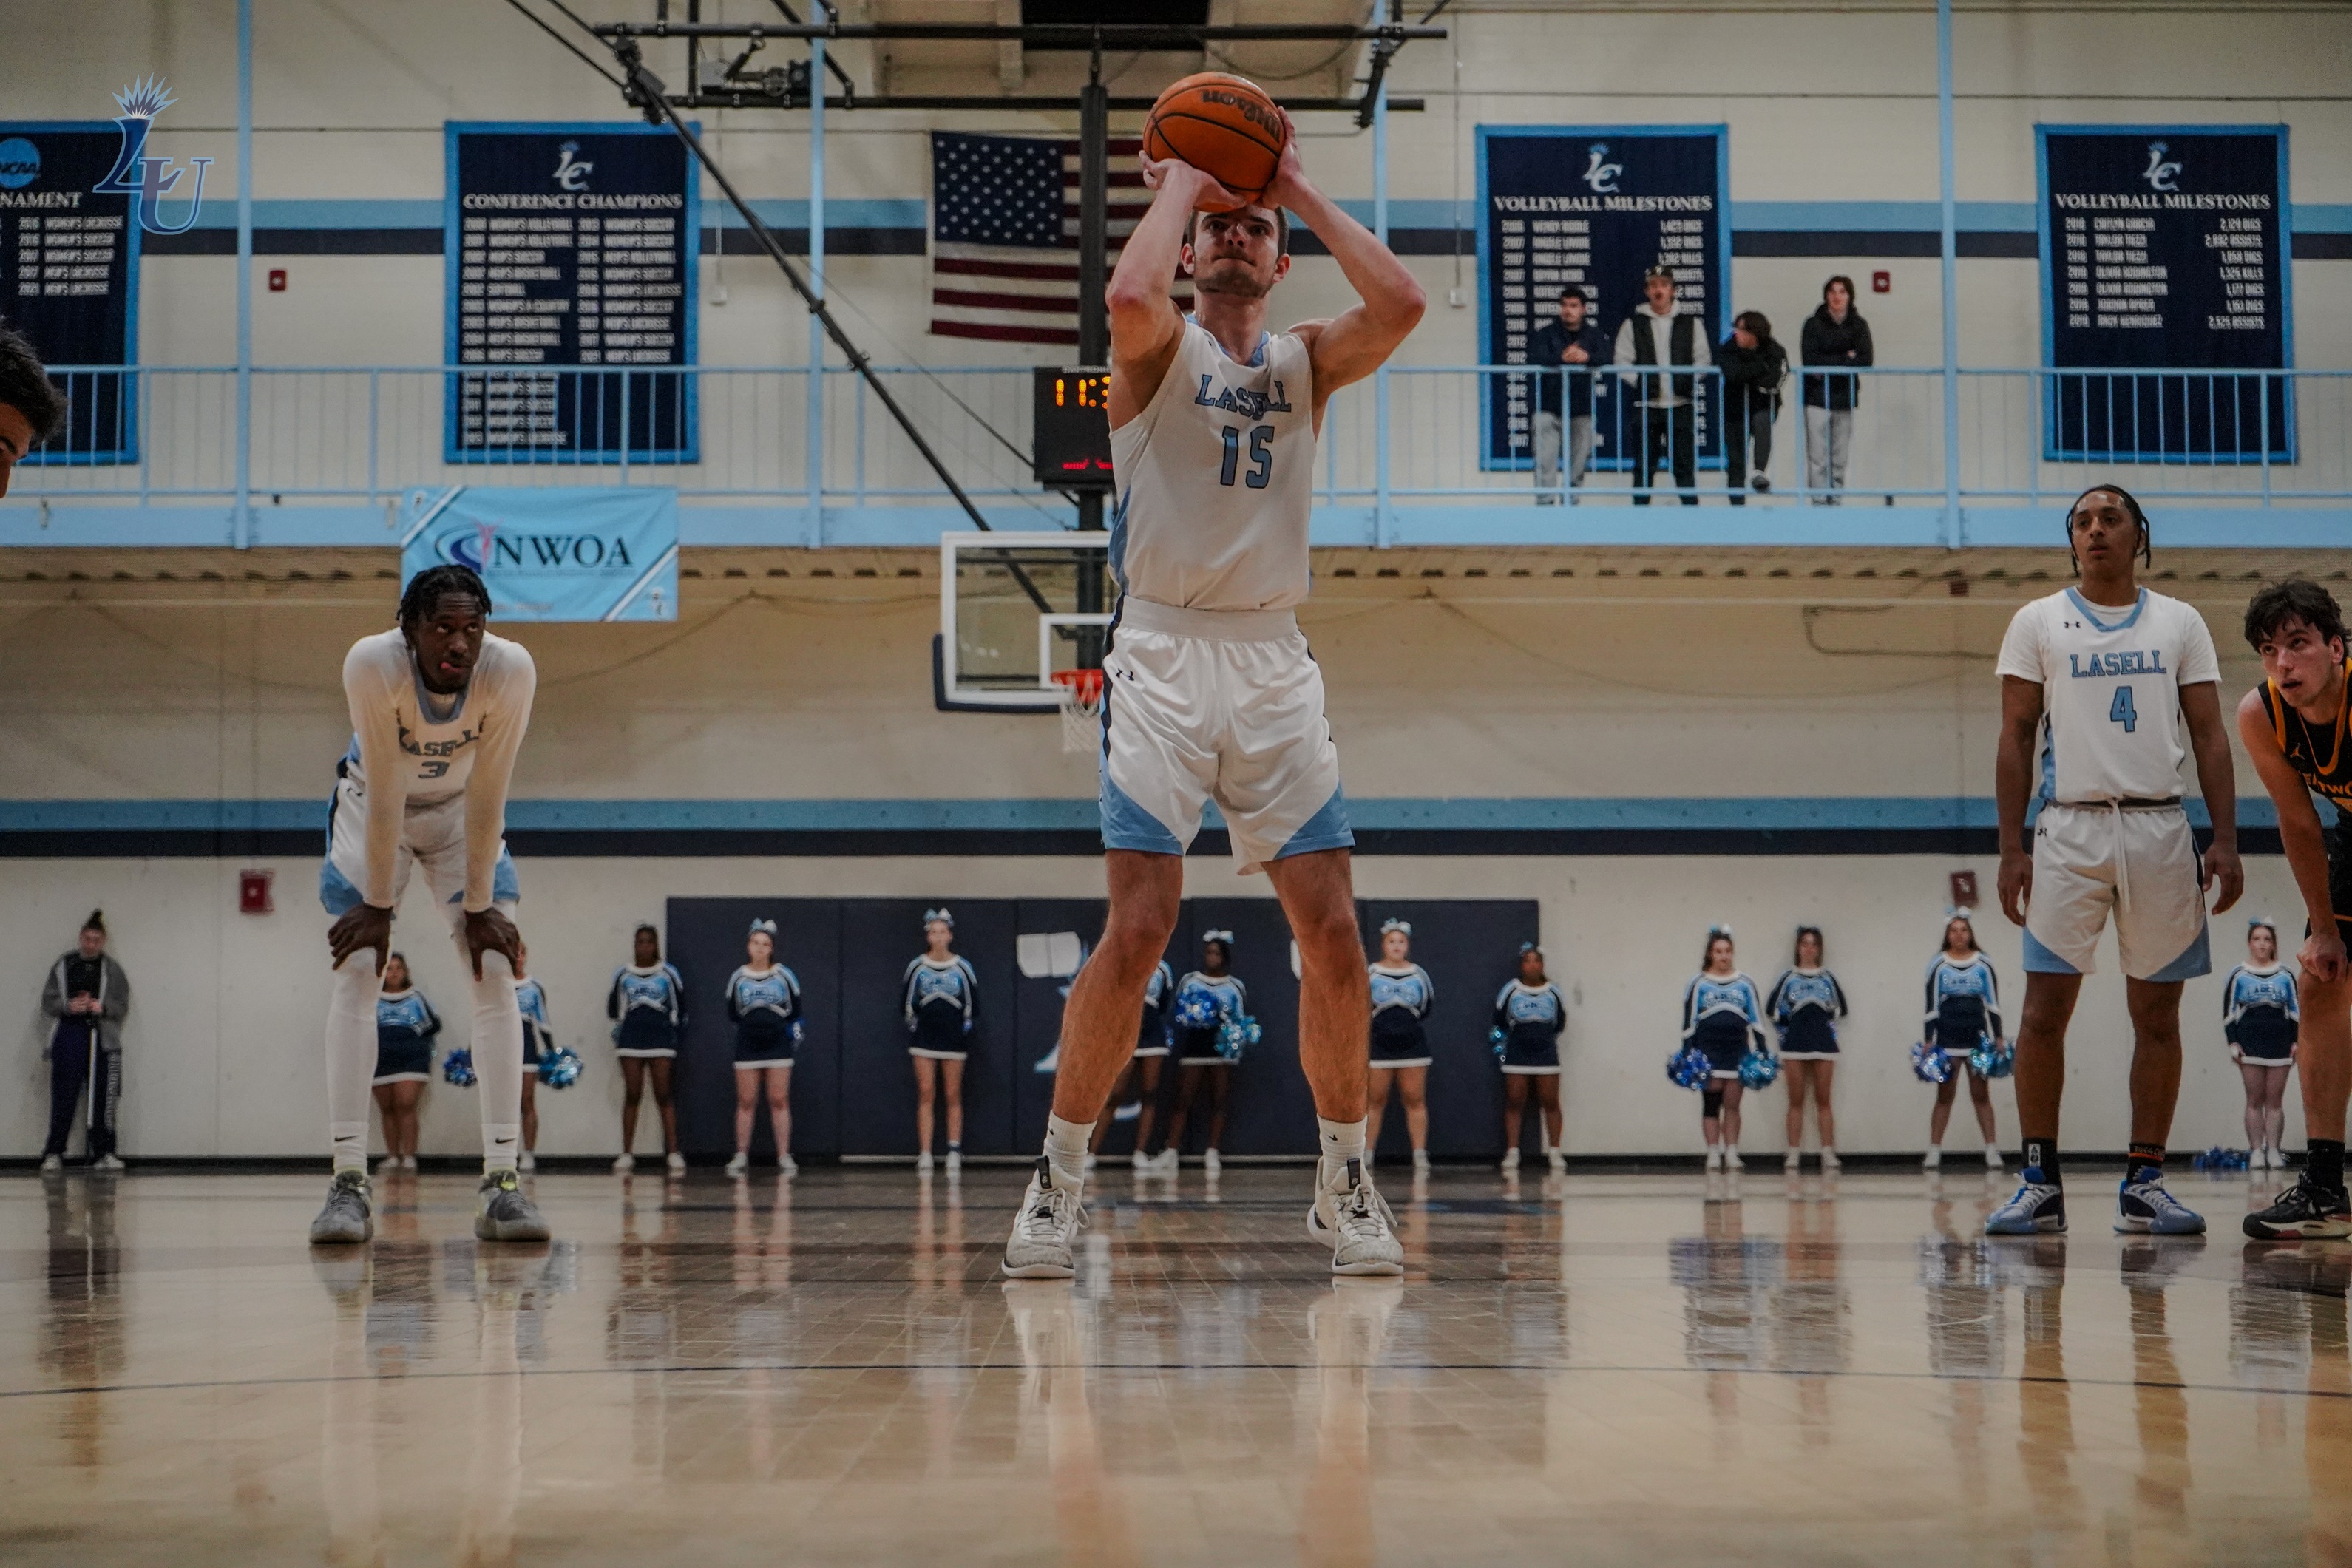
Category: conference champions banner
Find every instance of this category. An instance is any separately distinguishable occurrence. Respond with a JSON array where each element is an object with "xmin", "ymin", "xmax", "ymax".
[
  {"xmin": 1475, "ymin": 126, "xmax": 1729, "ymax": 472},
  {"xmin": 0, "ymin": 123, "xmax": 140, "ymax": 462},
  {"xmin": 400, "ymin": 487, "xmax": 679, "ymax": 622},
  {"xmin": 2037, "ymin": 125, "xmax": 2292, "ymax": 463}
]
